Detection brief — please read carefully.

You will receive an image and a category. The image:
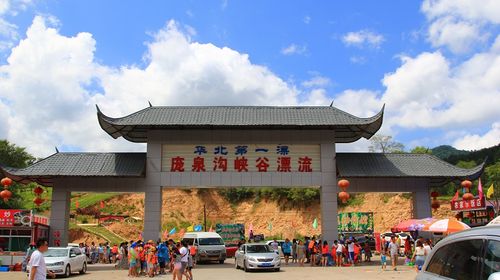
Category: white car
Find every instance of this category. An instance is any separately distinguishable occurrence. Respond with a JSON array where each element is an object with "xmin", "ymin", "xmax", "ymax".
[
  {"xmin": 43, "ymin": 247, "xmax": 87, "ymax": 277},
  {"xmin": 235, "ymin": 243, "xmax": 281, "ymax": 272}
]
